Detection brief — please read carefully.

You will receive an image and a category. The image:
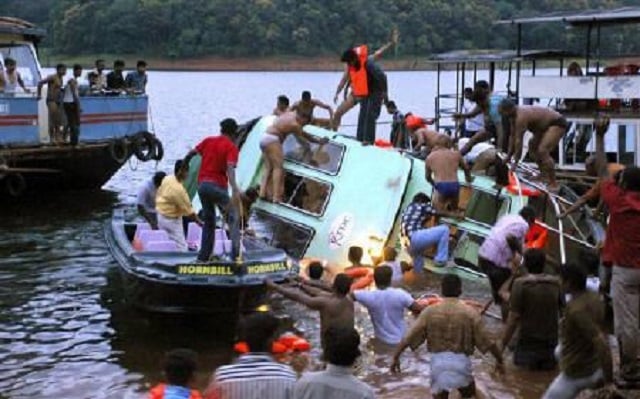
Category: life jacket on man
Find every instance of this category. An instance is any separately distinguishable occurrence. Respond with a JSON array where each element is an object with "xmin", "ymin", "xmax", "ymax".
[
  {"xmin": 525, "ymin": 221, "xmax": 548, "ymax": 249},
  {"xmin": 149, "ymin": 383, "xmax": 202, "ymax": 399},
  {"xmin": 348, "ymin": 45, "xmax": 369, "ymax": 97}
]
